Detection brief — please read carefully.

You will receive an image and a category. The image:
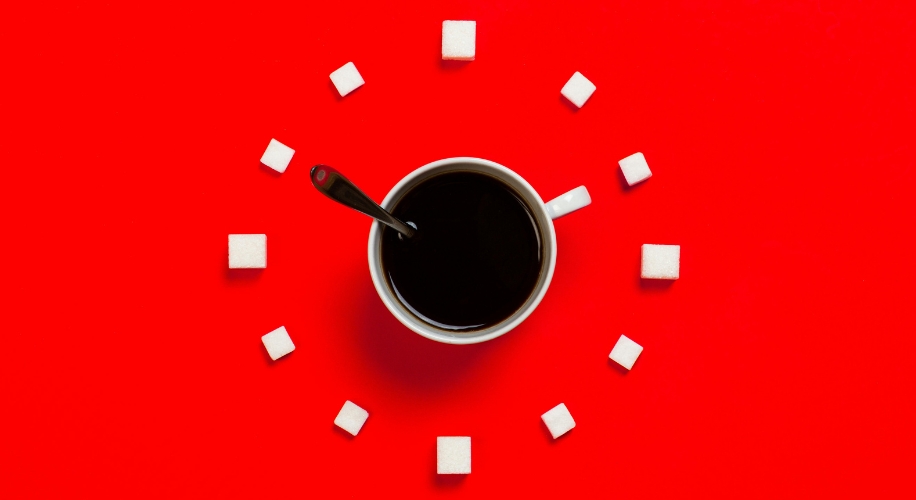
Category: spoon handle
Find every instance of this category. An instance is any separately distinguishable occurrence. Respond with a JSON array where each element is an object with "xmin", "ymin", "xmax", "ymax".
[{"xmin": 310, "ymin": 165, "xmax": 416, "ymax": 238}]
